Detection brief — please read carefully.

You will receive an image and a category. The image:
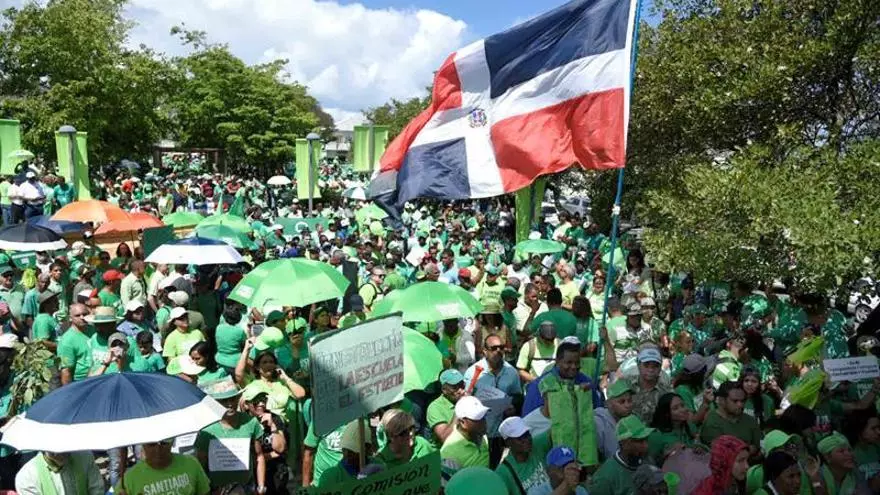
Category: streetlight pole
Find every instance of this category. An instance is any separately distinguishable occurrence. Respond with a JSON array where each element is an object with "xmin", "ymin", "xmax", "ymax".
[
  {"xmin": 58, "ymin": 125, "xmax": 77, "ymax": 199},
  {"xmin": 306, "ymin": 132, "xmax": 320, "ymax": 216}
]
